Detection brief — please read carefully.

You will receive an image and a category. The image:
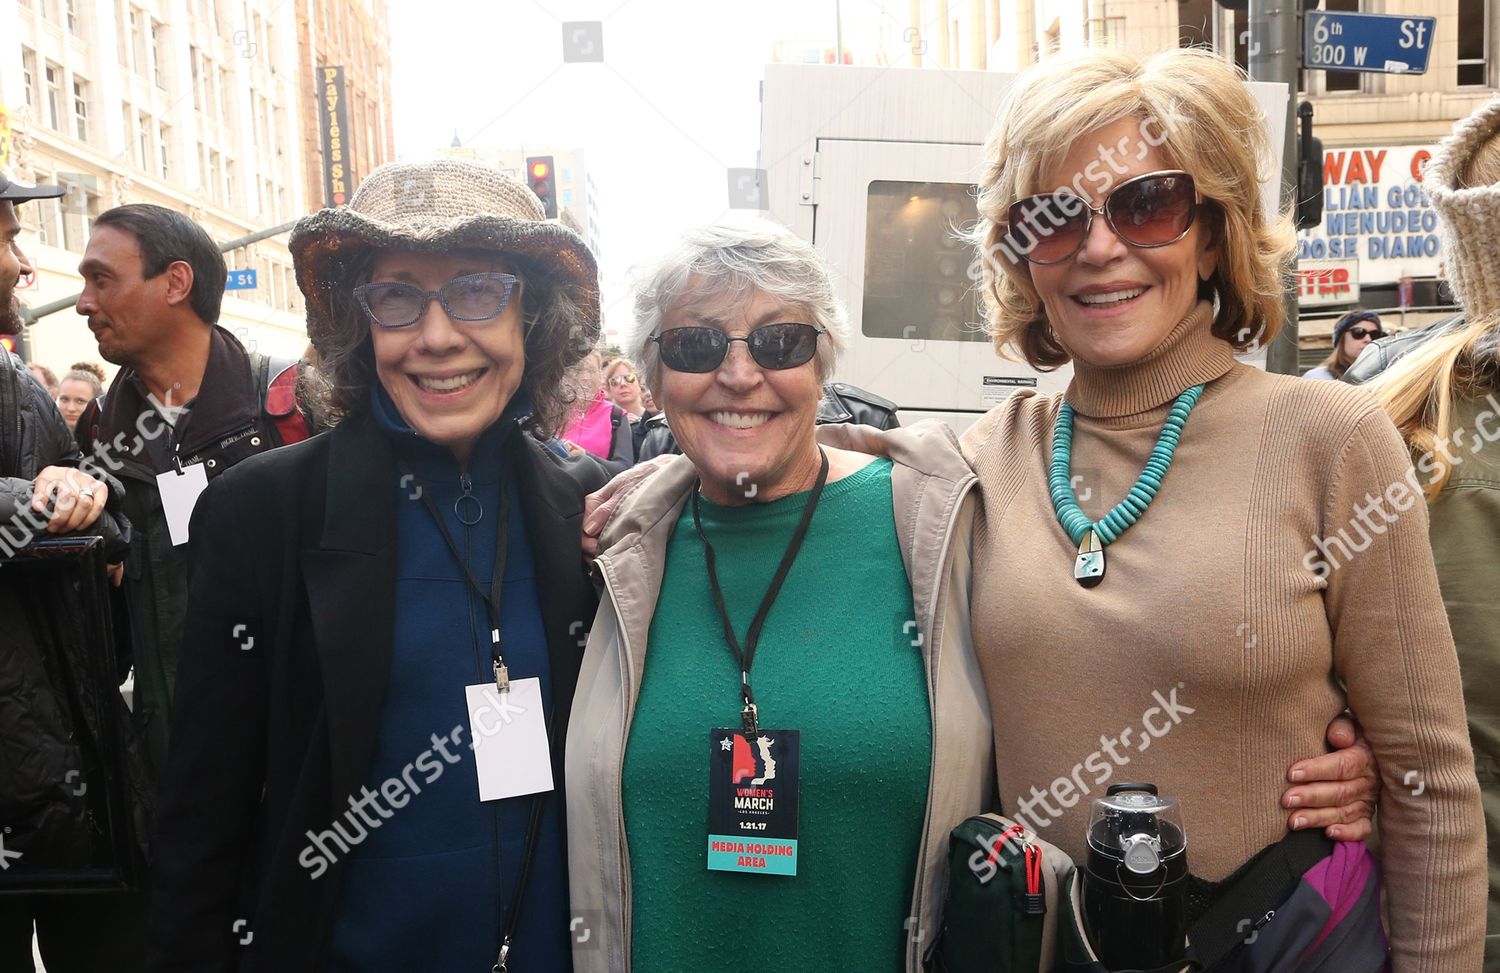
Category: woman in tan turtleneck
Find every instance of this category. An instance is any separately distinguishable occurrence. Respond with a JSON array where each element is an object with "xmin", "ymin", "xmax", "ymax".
[{"xmin": 963, "ymin": 48, "xmax": 1484, "ymax": 970}]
